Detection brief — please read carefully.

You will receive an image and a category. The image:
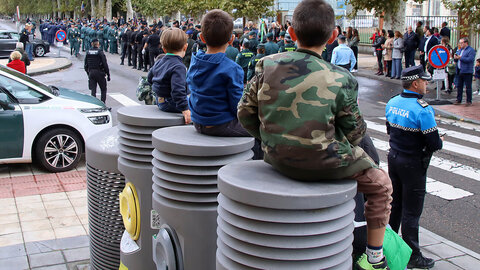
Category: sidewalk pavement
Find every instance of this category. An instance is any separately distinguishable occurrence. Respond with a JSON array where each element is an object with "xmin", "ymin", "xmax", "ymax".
[
  {"xmin": 355, "ymin": 53, "xmax": 480, "ymax": 125},
  {"xmin": 0, "ymin": 57, "xmax": 72, "ymax": 76}
]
